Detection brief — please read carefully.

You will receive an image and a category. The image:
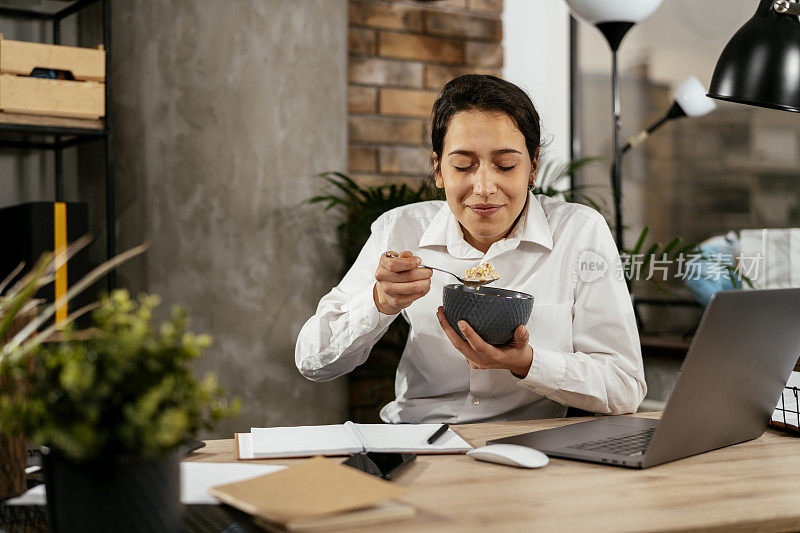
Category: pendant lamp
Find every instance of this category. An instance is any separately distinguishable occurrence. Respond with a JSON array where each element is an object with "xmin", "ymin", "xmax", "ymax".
[{"xmin": 708, "ymin": 0, "xmax": 800, "ymax": 113}]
